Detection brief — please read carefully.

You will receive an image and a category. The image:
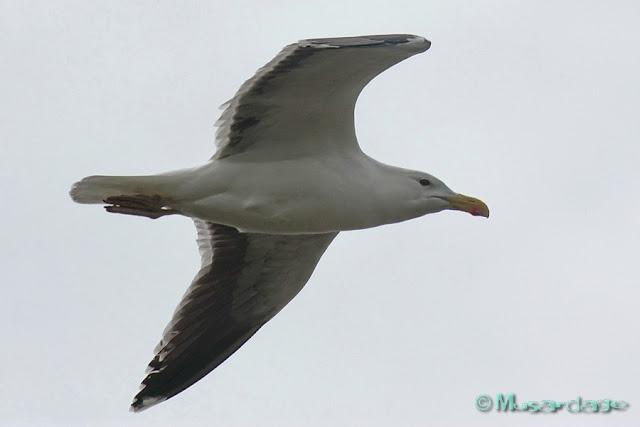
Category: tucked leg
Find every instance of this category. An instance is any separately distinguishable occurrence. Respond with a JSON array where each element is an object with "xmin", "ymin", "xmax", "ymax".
[{"xmin": 104, "ymin": 195, "xmax": 180, "ymax": 220}]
